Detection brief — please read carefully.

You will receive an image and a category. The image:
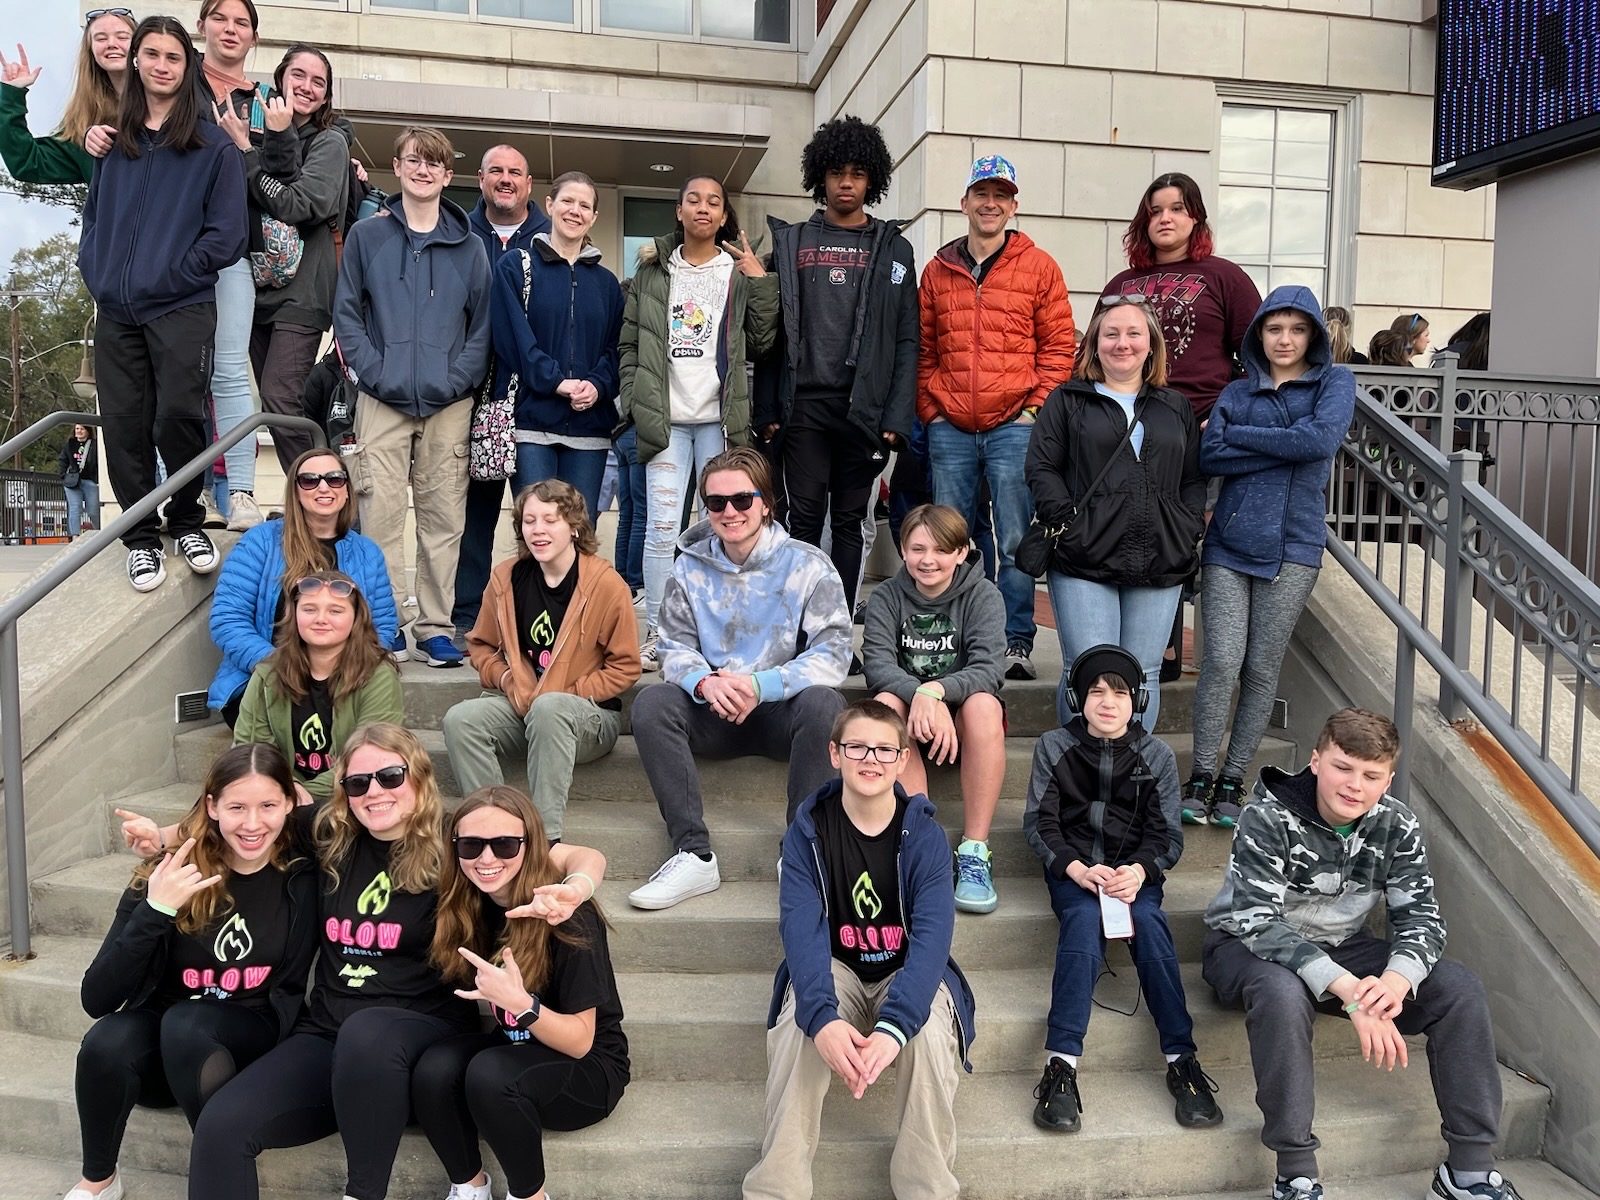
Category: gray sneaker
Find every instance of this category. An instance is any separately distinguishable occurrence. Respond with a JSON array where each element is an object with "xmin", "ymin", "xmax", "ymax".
[
  {"xmin": 639, "ymin": 630, "xmax": 661, "ymax": 672},
  {"xmin": 1004, "ymin": 643, "xmax": 1036, "ymax": 681},
  {"xmin": 226, "ymin": 490, "xmax": 265, "ymax": 532}
]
